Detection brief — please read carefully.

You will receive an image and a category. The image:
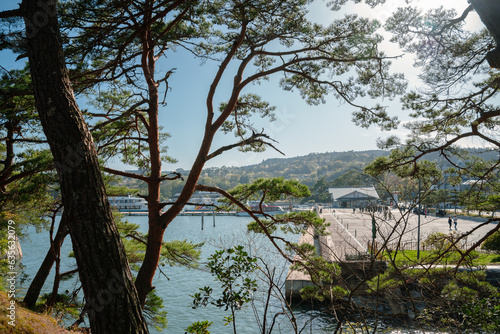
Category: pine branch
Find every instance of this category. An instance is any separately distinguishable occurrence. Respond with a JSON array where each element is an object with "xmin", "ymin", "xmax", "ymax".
[
  {"xmin": 207, "ymin": 131, "xmax": 284, "ymax": 161},
  {"xmin": 195, "ymin": 184, "xmax": 294, "ymax": 263},
  {"xmin": 432, "ymin": 5, "xmax": 474, "ymax": 36},
  {"xmin": 102, "ymin": 166, "xmax": 149, "ymax": 182}
]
